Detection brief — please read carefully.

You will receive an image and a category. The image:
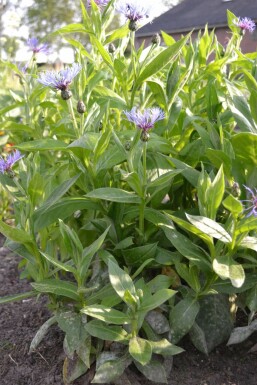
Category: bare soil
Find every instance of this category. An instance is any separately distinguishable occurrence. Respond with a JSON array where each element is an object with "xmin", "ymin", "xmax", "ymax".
[{"xmin": 1, "ymin": 234, "xmax": 257, "ymax": 385}]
